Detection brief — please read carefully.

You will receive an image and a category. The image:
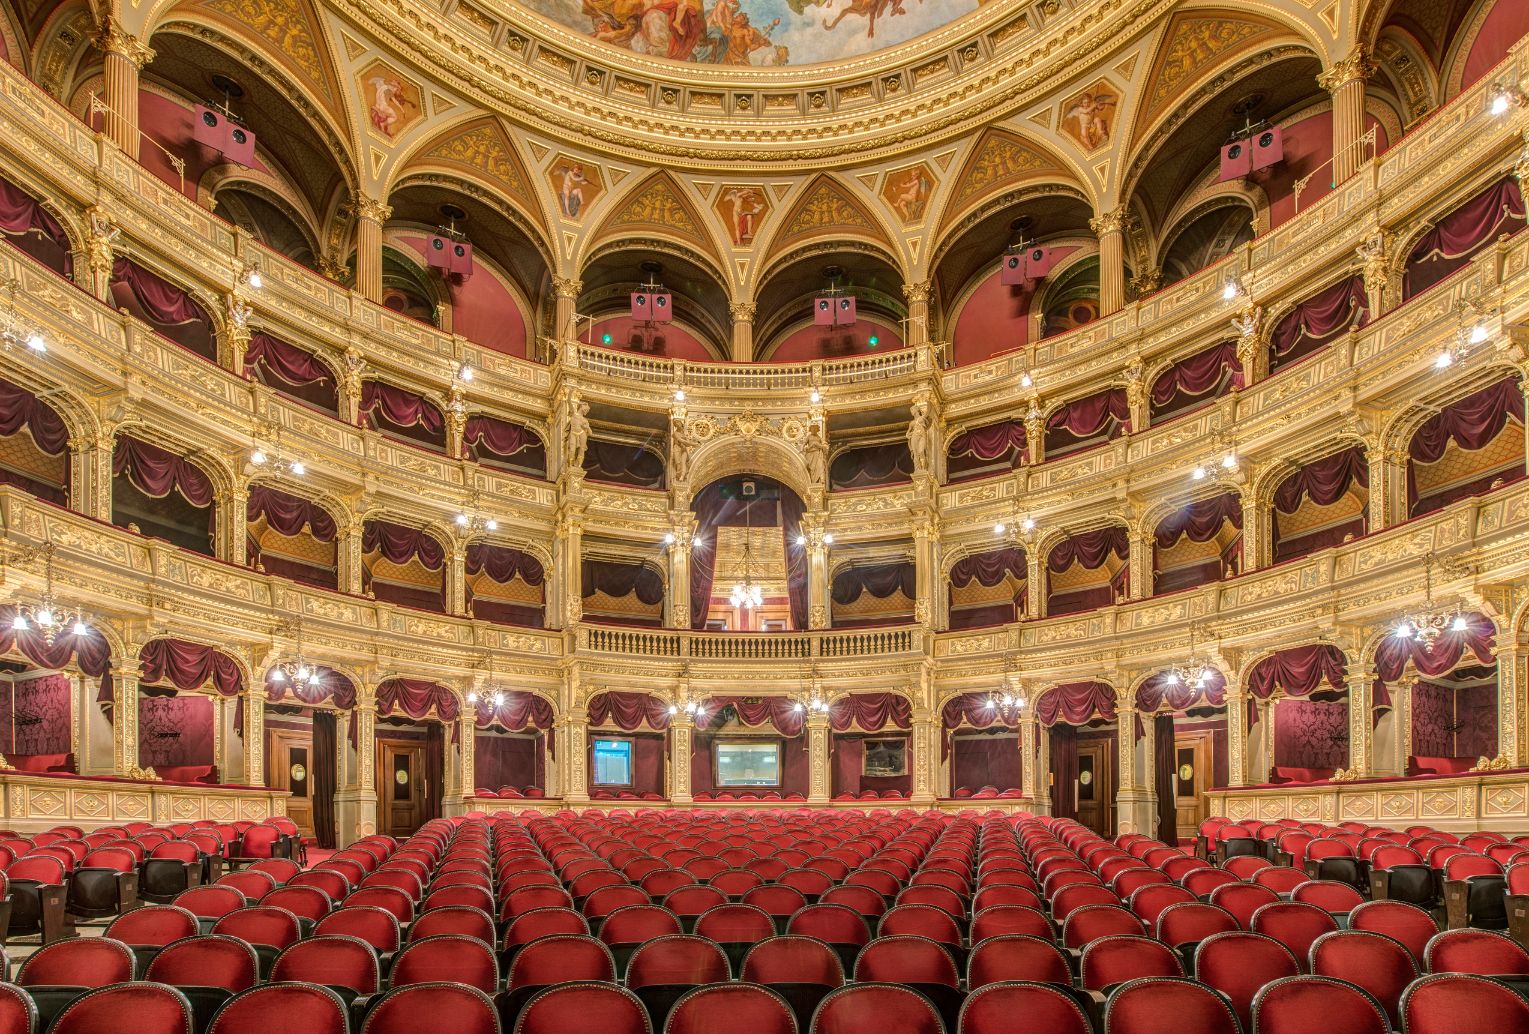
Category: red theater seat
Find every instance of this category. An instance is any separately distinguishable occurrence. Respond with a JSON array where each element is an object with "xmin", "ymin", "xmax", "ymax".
[
  {"xmin": 208, "ymin": 983, "xmax": 348, "ymax": 1034},
  {"xmin": 51, "ymin": 983, "xmax": 192, "ymax": 1034},
  {"xmin": 1193, "ymin": 931, "xmax": 1299, "ymax": 1030},
  {"xmin": 1402, "ymin": 973, "xmax": 1529, "ymax": 1034},
  {"xmin": 363, "ymin": 983, "xmax": 498, "ymax": 1034},
  {"xmin": 1104, "ymin": 977, "xmax": 1240, "ymax": 1034},
  {"xmin": 809, "ymin": 983, "xmax": 943, "ymax": 1034},
  {"xmin": 270, "ymin": 936, "xmax": 382, "ymax": 995},
  {"xmin": 1250, "ymin": 975, "xmax": 1387, "ymax": 1034}
]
